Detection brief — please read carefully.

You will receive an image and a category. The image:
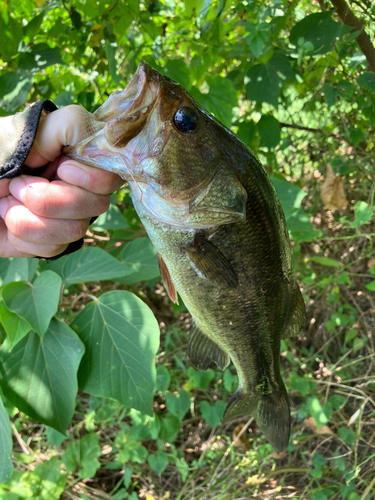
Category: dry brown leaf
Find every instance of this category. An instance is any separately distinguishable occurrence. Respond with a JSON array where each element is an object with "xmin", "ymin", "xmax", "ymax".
[
  {"xmin": 304, "ymin": 416, "xmax": 333, "ymax": 435},
  {"xmin": 232, "ymin": 423, "xmax": 251, "ymax": 450},
  {"xmin": 272, "ymin": 450, "xmax": 287, "ymax": 459},
  {"xmin": 321, "ymin": 165, "xmax": 348, "ymax": 210}
]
